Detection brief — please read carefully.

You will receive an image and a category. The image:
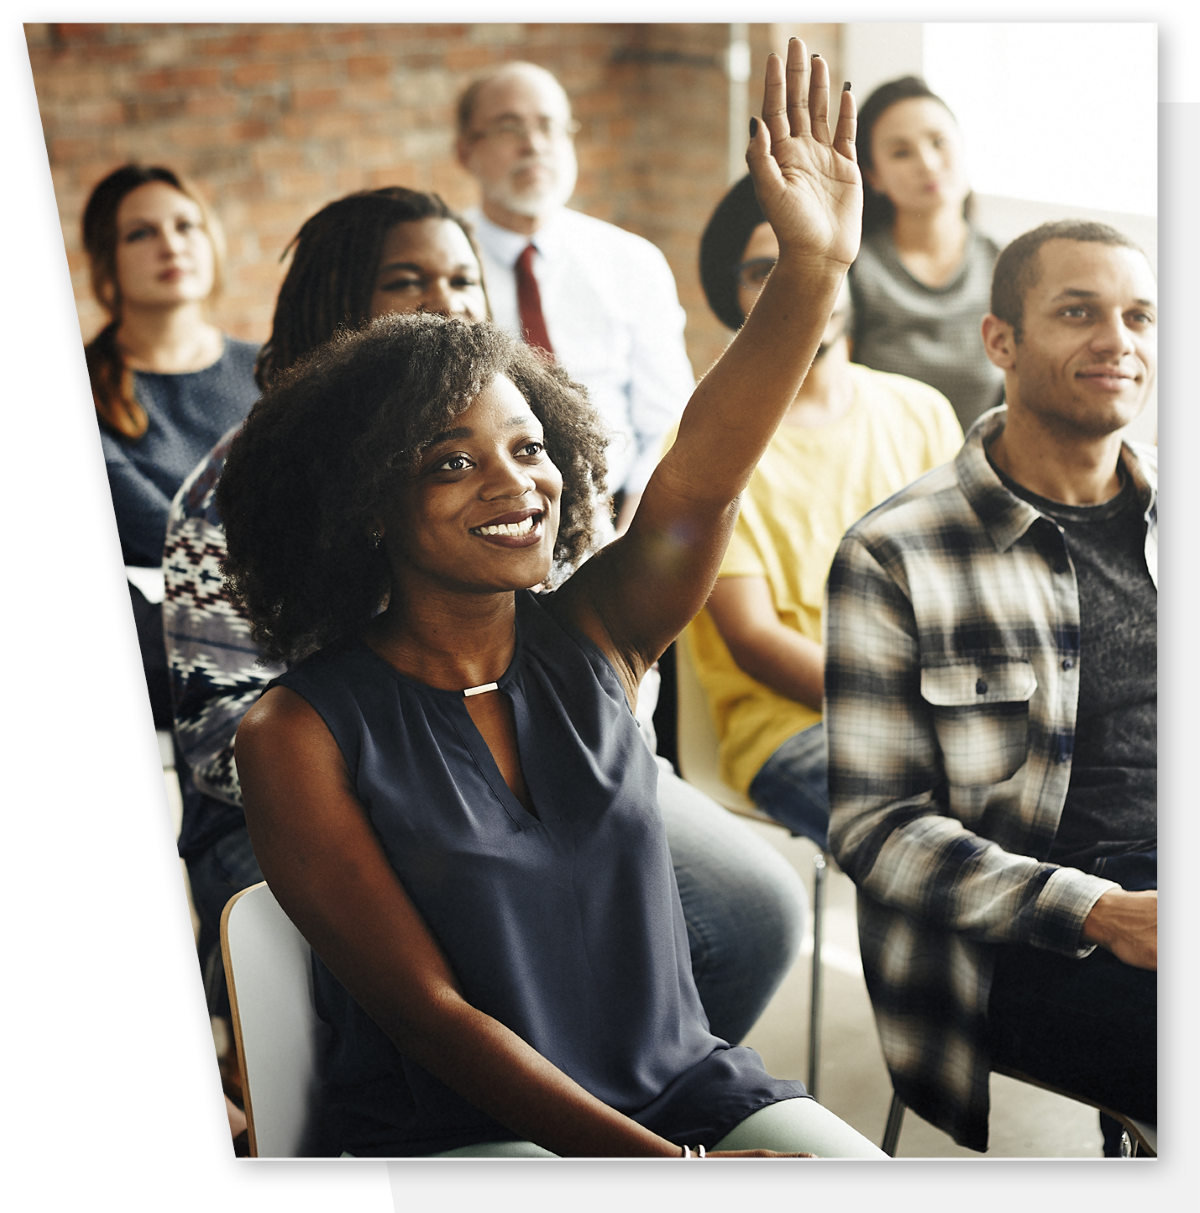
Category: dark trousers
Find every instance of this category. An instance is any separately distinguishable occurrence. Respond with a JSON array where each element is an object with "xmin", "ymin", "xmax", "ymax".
[{"xmin": 987, "ymin": 849, "xmax": 1156, "ymax": 1150}]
